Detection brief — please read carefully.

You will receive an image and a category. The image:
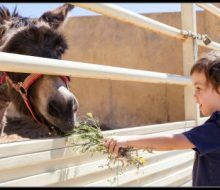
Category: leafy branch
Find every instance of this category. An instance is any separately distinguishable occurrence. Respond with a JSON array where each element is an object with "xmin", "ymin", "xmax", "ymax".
[{"xmin": 64, "ymin": 112, "xmax": 151, "ymax": 184}]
